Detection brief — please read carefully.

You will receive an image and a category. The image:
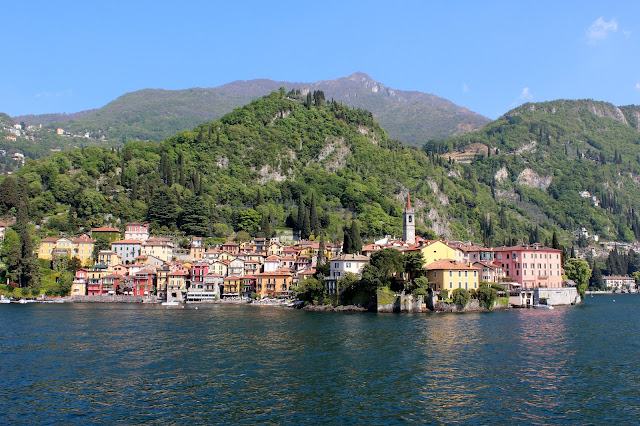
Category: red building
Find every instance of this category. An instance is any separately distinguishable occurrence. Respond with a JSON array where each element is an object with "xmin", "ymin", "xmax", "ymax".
[
  {"xmin": 190, "ymin": 263, "xmax": 209, "ymax": 288},
  {"xmin": 134, "ymin": 267, "xmax": 157, "ymax": 296}
]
